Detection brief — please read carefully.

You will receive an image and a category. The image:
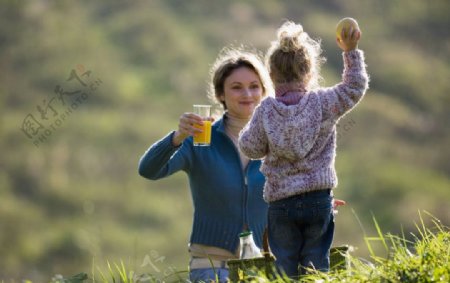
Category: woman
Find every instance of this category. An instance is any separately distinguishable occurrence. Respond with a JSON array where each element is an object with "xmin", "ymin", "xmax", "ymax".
[{"xmin": 138, "ymin": 47, "xmax": 273, "ymax": 282}]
